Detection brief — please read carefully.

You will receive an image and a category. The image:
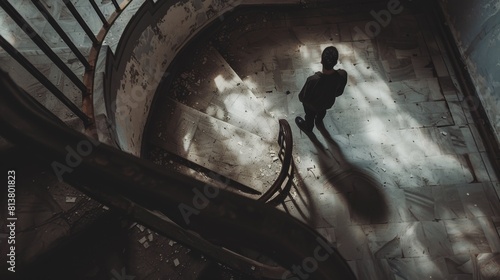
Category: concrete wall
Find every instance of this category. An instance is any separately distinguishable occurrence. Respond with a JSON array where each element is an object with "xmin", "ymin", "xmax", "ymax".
[
  {"xmin": 439, "ymin": 0, "xmax": 500, "ymax": 143},
  {"xmin": 101, "ymin": 0, "xmax": 303, "ymax": 156}
]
